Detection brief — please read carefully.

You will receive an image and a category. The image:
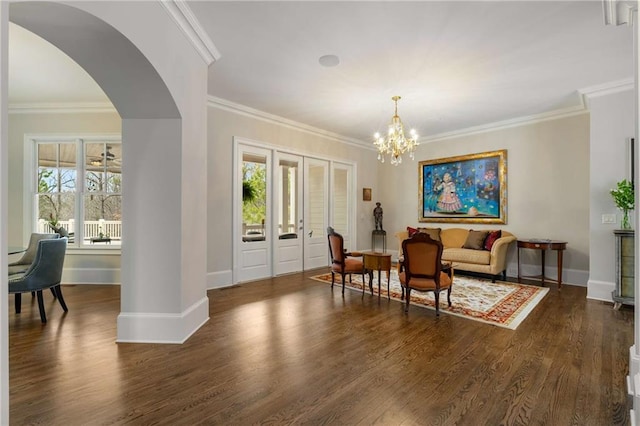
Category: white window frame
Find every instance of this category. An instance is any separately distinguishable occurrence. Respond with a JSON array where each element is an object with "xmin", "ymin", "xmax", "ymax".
[{"xmin": 23, "ymin": 133, "xmax": 122, "ymax": 253}]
